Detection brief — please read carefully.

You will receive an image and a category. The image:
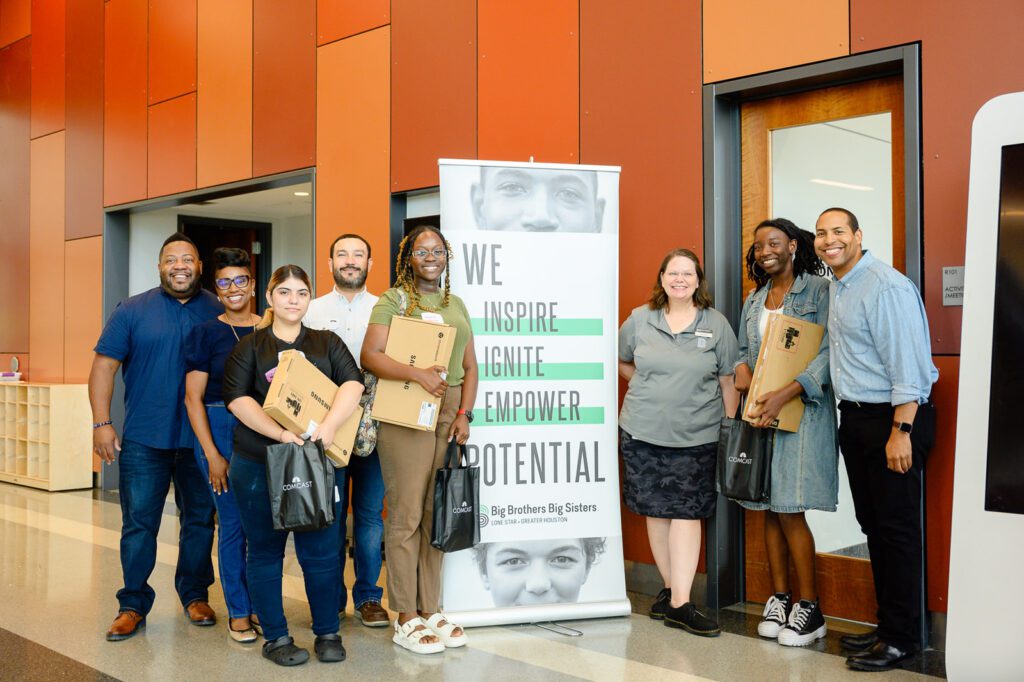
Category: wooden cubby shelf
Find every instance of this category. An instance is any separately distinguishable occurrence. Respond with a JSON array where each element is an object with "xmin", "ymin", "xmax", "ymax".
[{"xmin": 0, "ymin": 383, "xmax": 92, "ymax": 491}]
